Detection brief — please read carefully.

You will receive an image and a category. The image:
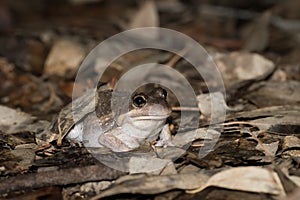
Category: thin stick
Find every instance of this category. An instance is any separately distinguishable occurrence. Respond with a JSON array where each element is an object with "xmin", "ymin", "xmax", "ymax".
[
  {"xmin": 221, "ymin": 121, "xmax": 254, "ymax": 126},
  {"xmin": 172, "ymin": 106, "xmax": 200, "ymax": 112},
  {"xmin": 57, "ymin": 112, "xmax": 63, "ymax": 146},
  {"xmin": 166, "ymin": 46, "xmax": 190, "ymax": 68}
]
